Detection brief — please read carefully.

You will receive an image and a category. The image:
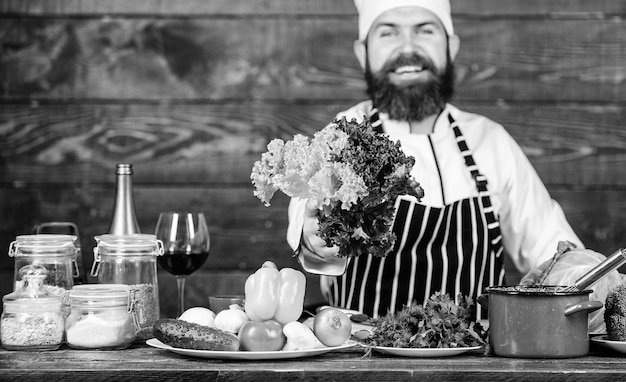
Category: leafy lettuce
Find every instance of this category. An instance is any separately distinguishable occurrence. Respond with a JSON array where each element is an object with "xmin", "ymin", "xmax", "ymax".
[{"xmin": 251, "ymin": 117, "xmax": 424, "ymax": 258}]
